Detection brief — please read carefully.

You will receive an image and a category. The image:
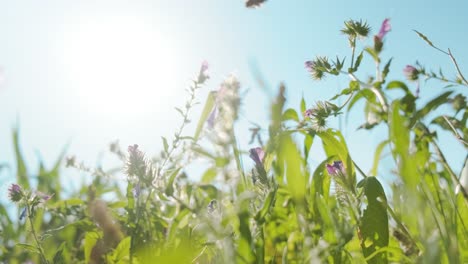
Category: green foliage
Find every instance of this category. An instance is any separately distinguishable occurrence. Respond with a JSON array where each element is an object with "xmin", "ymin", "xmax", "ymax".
[{"xmin": 2, "ymin": 17, "xmax": 468, "ymax": 264}]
